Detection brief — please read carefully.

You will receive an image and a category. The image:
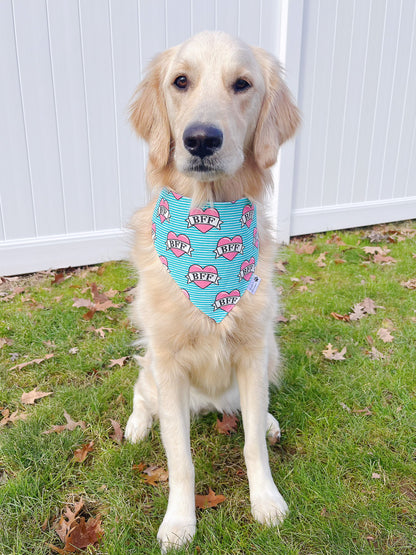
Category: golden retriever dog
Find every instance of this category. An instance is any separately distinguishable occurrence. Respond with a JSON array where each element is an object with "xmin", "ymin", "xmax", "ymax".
[{"xmin": 125, "ymin": 31, "xmax": 300, "ymax": 552}]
